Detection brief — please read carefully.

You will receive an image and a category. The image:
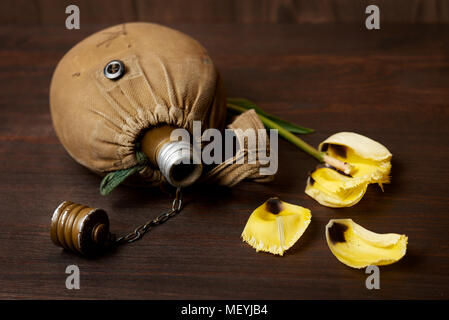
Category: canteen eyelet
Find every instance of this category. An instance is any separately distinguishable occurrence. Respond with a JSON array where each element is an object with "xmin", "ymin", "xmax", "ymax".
[{"xmin": 104, "ymin": 60, "xmax": 125, "ymax": 80}]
